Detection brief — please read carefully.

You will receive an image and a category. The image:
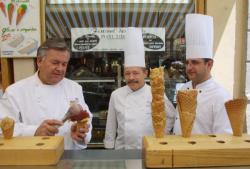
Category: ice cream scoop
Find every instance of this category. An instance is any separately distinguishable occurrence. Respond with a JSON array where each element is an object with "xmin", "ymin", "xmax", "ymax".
[{"xmin": 62, "ymin": 103, "xmax": 89, "ymax": 122}]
